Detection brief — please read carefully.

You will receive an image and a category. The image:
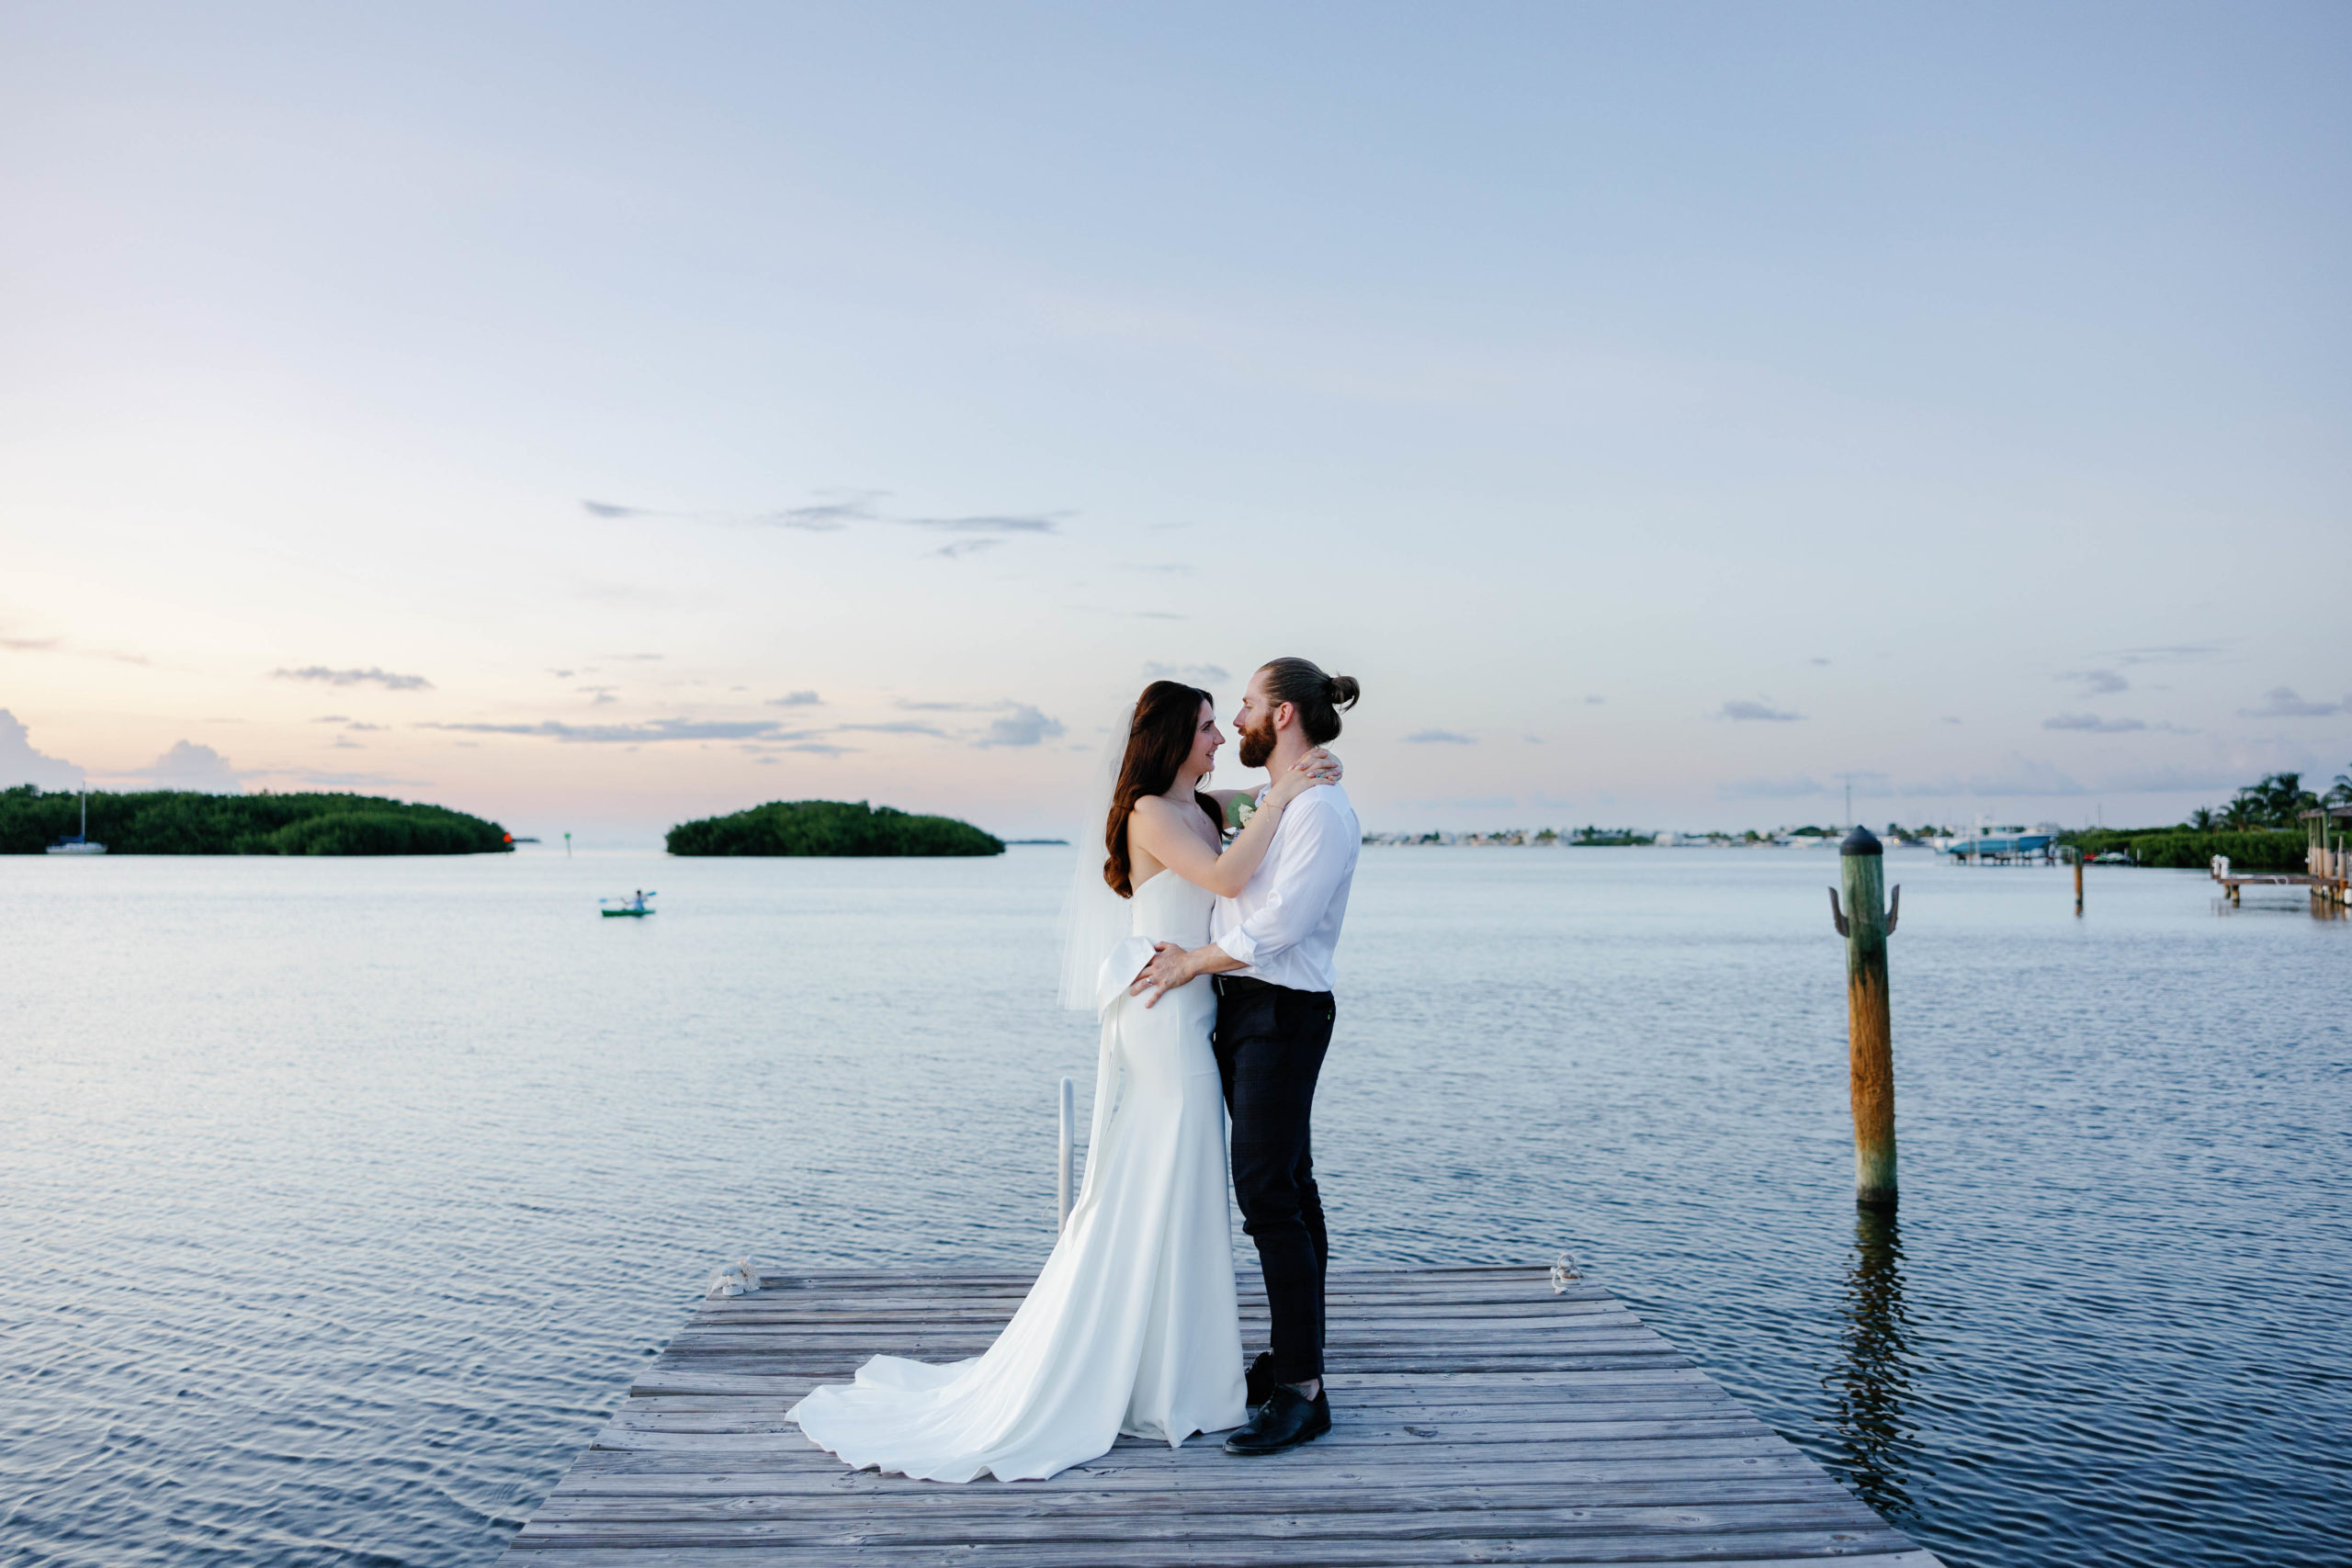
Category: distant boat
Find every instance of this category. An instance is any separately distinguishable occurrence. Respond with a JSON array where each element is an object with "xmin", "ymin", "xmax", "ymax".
[
  {"xmin": 45, "ymin": 788, "xmax": 106, "ymax": 856},
  {"xmin": 1938, "ymin": 825, "xmax": 2055, "ymax": 860},
  {"xmin": 601, "ymin": 890, "xmax": 656, "ymax": 918}
]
